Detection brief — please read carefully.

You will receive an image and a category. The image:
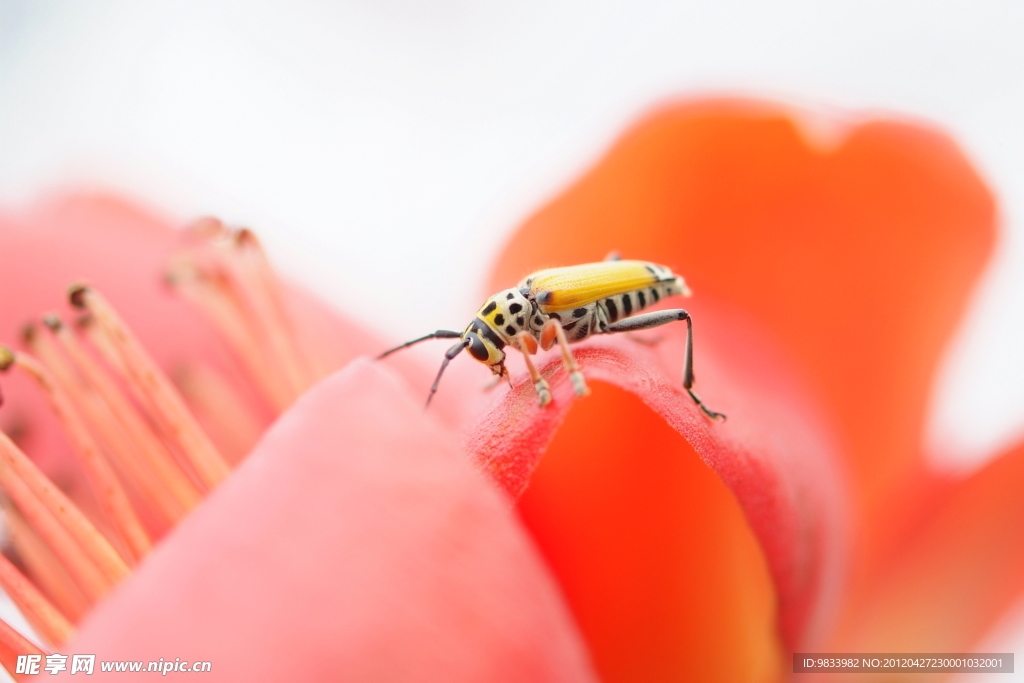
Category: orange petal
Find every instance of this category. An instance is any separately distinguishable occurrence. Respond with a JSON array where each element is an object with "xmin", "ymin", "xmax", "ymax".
[
  {"xmin": 832, "ymin": 438, "xmax": 1024, "ymax": 655},
  {"xmin": 467, "ymin": 301, "xmax": 847, "ymax": 681},
  {"xmin": 489, "ymin": 99, "xmax": 996, "ymax": 558}
]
